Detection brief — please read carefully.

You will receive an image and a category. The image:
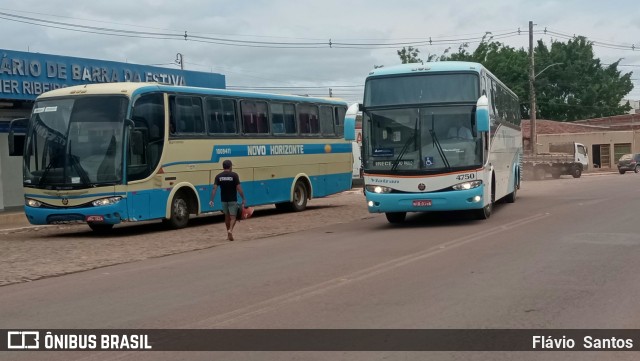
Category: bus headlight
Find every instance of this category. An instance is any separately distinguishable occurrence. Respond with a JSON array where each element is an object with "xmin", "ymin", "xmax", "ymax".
[
  {"xmin": 365, "ymin": 185, "xmax": 393, "ymax": 194},
  {"xmin": 452, "ymin": 180, "xmax": 482, "ymax": 191},
  {"xmin": 92, "ymin": 196, "xmax": 123, "ymax": 207},
  {"xmin": 25, "ymin": 198, "xmax": 42, "ymax": 208}
]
